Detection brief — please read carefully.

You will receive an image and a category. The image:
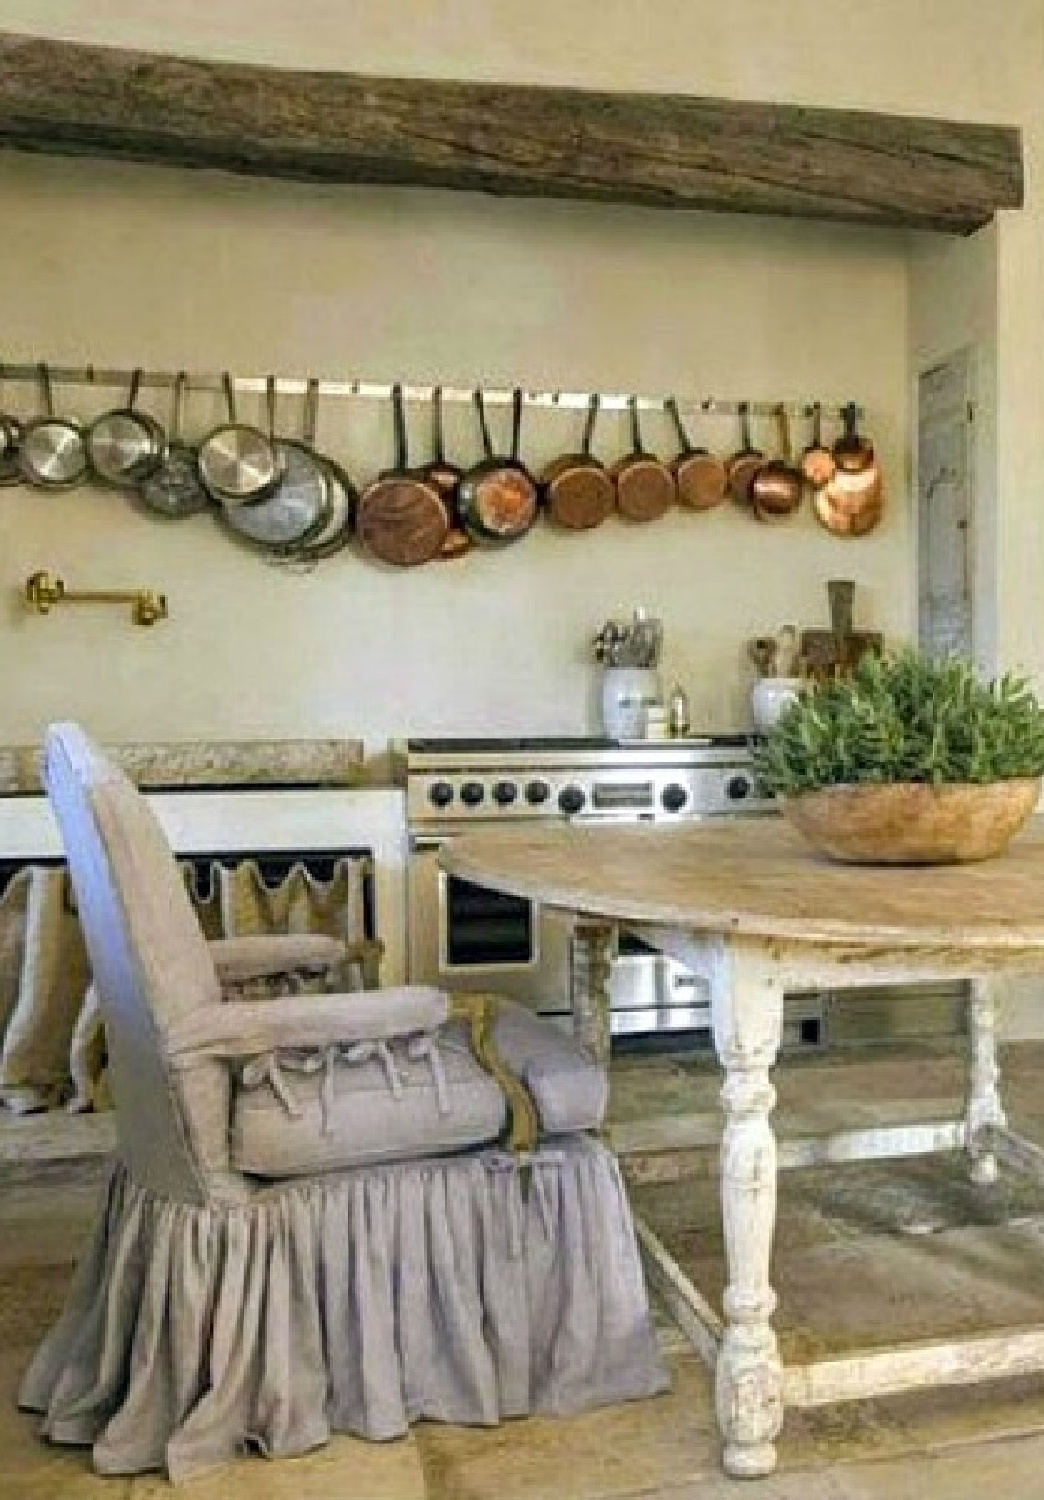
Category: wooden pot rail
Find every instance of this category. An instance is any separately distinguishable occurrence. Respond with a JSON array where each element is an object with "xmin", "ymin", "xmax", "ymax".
[{"xmin": 0, "ymin": 32, "xmax": 1022, "ymax": 235}]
